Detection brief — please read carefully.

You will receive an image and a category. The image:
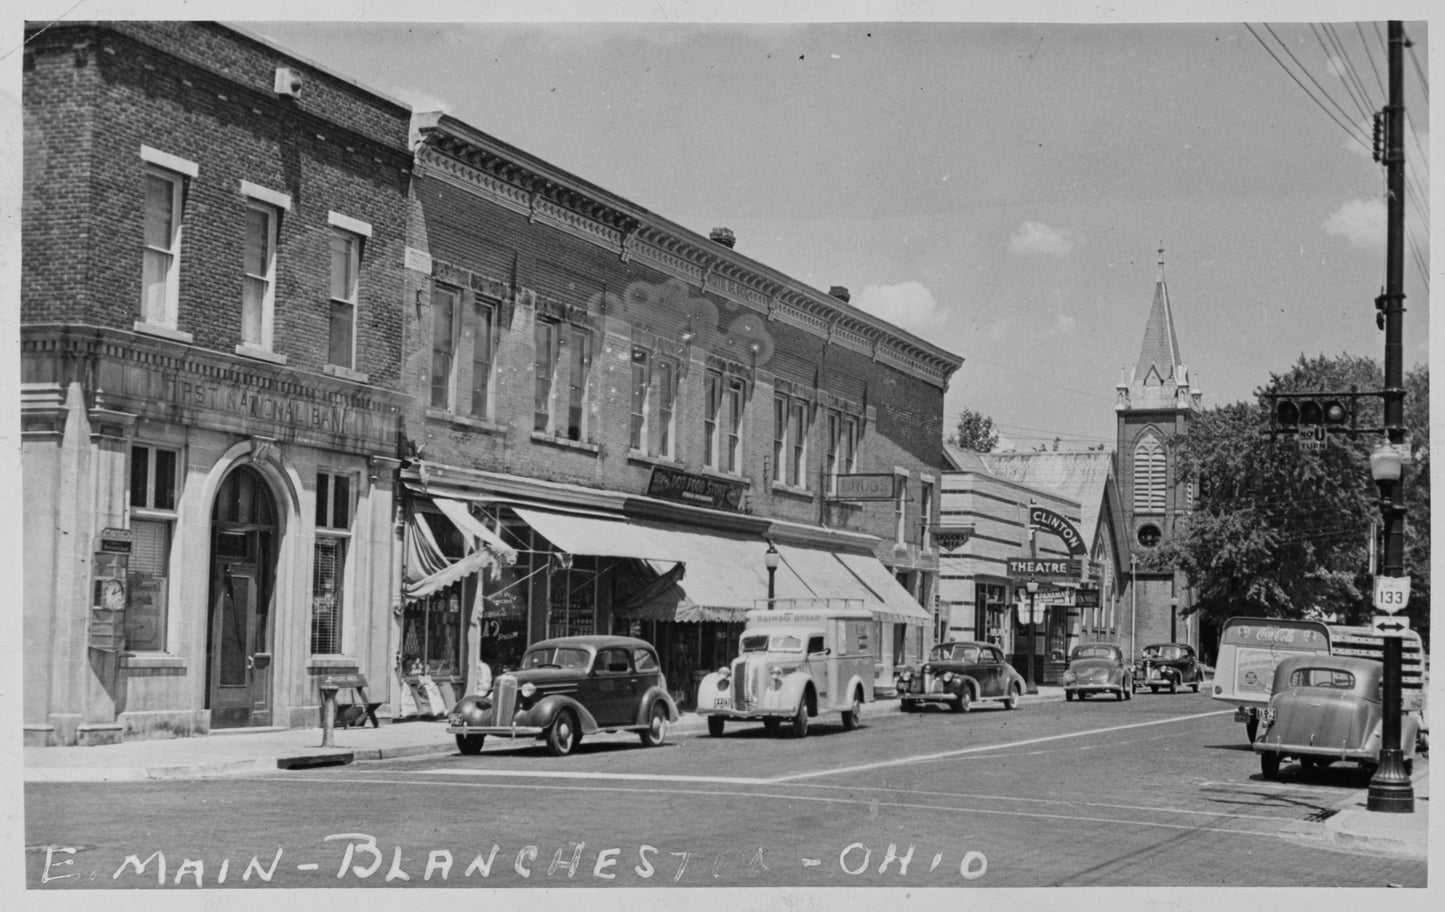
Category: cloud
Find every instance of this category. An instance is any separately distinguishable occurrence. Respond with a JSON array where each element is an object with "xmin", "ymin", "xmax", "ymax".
[
  {"xmin": 852, "ymin": 281, "xmax": 947, "ymax": 334},
  {"xmin": 1009, "ymin": 221, "xmax": 1074, "ymax": 257},
  {"xmin": 1323, "ymin": 198, "xmax": 1385, "ymax": 247}
]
